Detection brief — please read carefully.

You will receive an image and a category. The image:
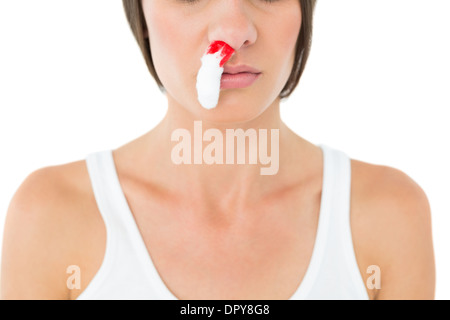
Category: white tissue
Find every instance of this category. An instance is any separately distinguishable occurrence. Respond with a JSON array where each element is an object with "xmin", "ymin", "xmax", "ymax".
[{"xmin": 196, "ymin": 50, "xmax": 224, "ymax": 110}]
